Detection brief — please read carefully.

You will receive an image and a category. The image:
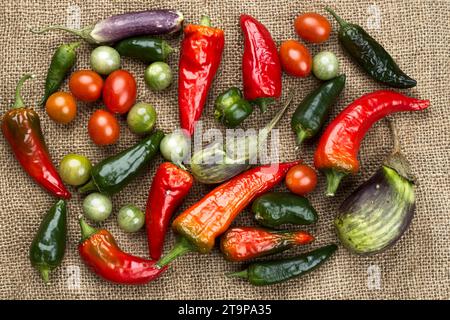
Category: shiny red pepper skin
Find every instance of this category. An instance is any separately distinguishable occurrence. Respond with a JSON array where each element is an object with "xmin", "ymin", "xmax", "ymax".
[
  {"xmin": 146, "ymin": 162, "xmax": 193, "ymax": 260},
  {"xmin": 240, "ymin": 14, "xmax": 282, "ymax": 112},
  {"xmin": 314, "ymin": 90, "xmax": 429, "ymax": 196},
  {"xmin": 1, "ymin": 75, "xmax": 70, "ymax": 199},
  {"xmin": 178, "ymin": 20, "xmax": 225, "ymax": 135},
  {"xmin": 78, "ymin": 220, "xmax": 167, "ymax": 285},
  {"xmin": 221, "ymin": 227, "xmax": 314, "ymax": 262}
]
